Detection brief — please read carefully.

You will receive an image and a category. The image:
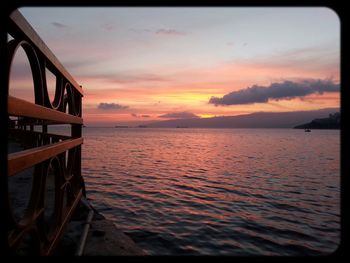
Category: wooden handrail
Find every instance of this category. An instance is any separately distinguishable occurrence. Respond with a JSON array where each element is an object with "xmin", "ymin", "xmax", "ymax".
[
  {"xmin": 7, "ymin": 9, "xmax": 86, "ymax": 255},
  {"xmin": 9, "ymin": 128, "xmax": 72, "ymax": 140},
  {"xmin": 8, "ymin": 137, "xmax": 83, "ymax": 176},
  {"xmin": 9, "ymin": 9, "xmax": 83, "ymax": 96},
  {"xmin": 8, "ymin": 96, "xmax": 83, "ymax": 124}
]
